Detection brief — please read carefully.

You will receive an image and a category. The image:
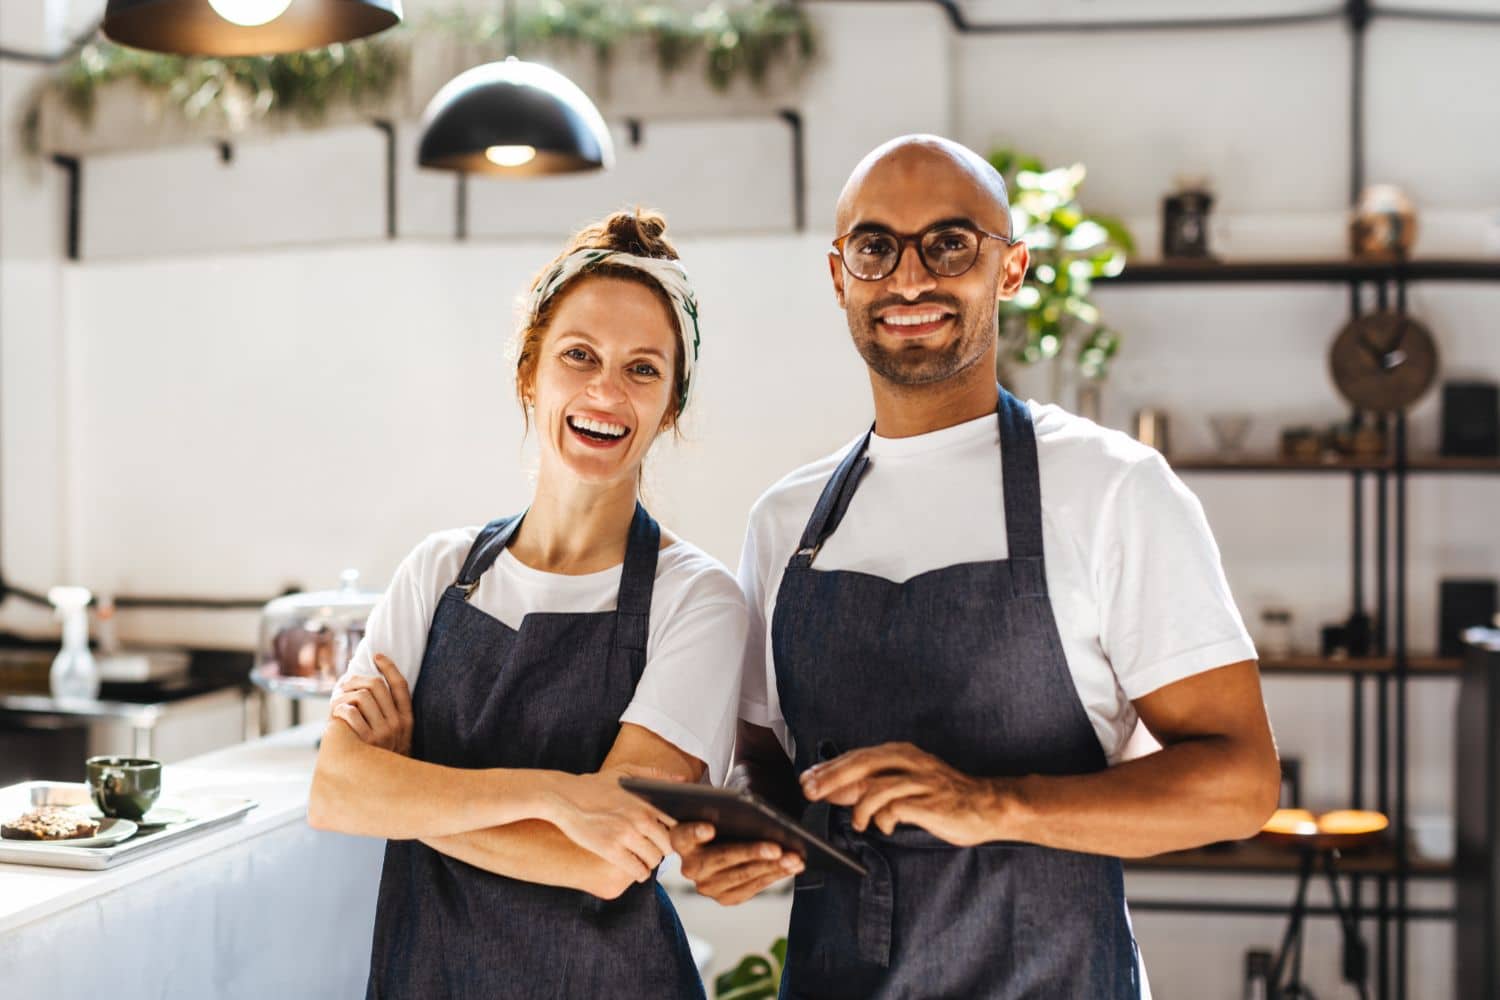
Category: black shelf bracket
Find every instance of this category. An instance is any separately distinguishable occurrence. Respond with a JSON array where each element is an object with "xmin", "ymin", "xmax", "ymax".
[
  {"xmin": 49, "ymin": 155, "xmax": 81, "ymax": 262},
  {"xmin": 371, "ymin": 119, "xmax": 397, "ymax": 239}
]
